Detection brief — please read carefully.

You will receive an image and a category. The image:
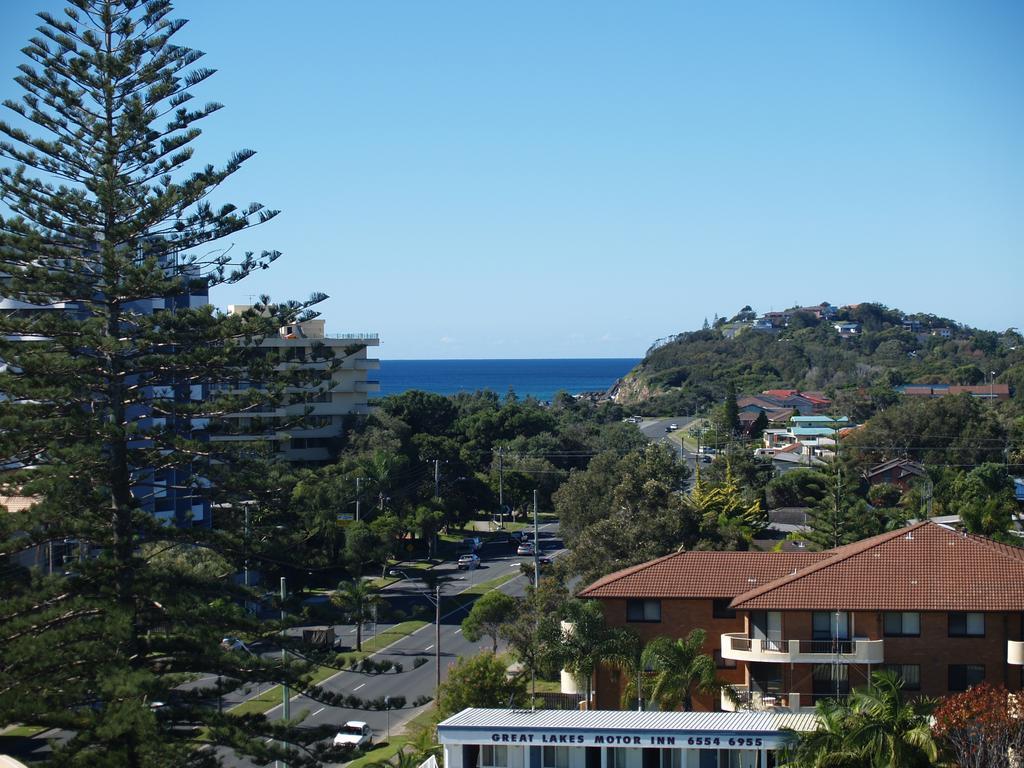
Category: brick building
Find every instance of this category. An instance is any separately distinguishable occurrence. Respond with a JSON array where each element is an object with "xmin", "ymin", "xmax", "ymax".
[{"xmin": 579, "ymin": 522, "xmax": 1024, "ymax": 713}]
